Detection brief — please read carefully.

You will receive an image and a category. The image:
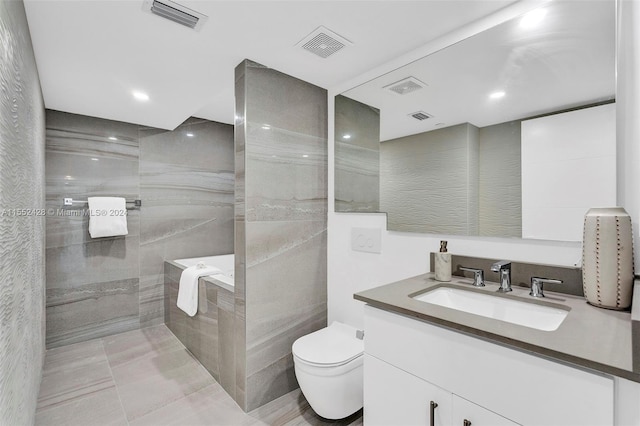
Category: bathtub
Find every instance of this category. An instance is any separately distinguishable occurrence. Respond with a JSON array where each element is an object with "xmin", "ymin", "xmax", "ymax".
[{"xmin": 174, "ymin": 254, "xmax": 234, "ymax": 292}]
